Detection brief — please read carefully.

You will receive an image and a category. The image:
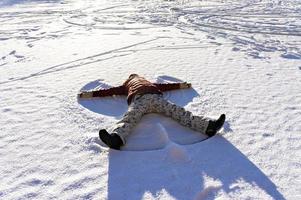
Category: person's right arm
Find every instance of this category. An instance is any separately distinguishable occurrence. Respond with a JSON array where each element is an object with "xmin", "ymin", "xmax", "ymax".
[{"xmin": 78, "ymin": 85, "xmax": 127, "ymax": 98}]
